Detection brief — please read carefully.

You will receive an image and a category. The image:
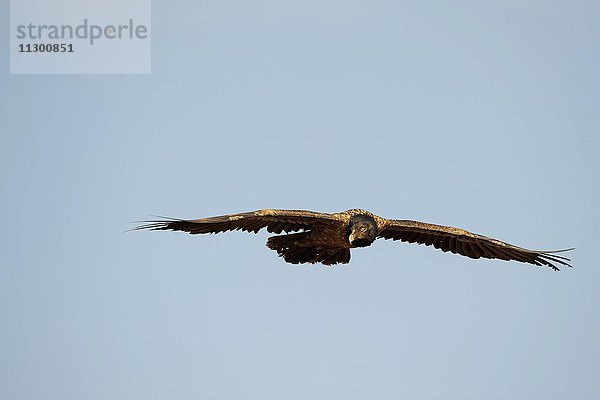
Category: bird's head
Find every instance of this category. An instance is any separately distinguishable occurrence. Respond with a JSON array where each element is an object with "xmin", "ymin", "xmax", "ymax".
[{"xmin": 348, "ymin": 216, "xmax": 378, "ymax": 248}]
